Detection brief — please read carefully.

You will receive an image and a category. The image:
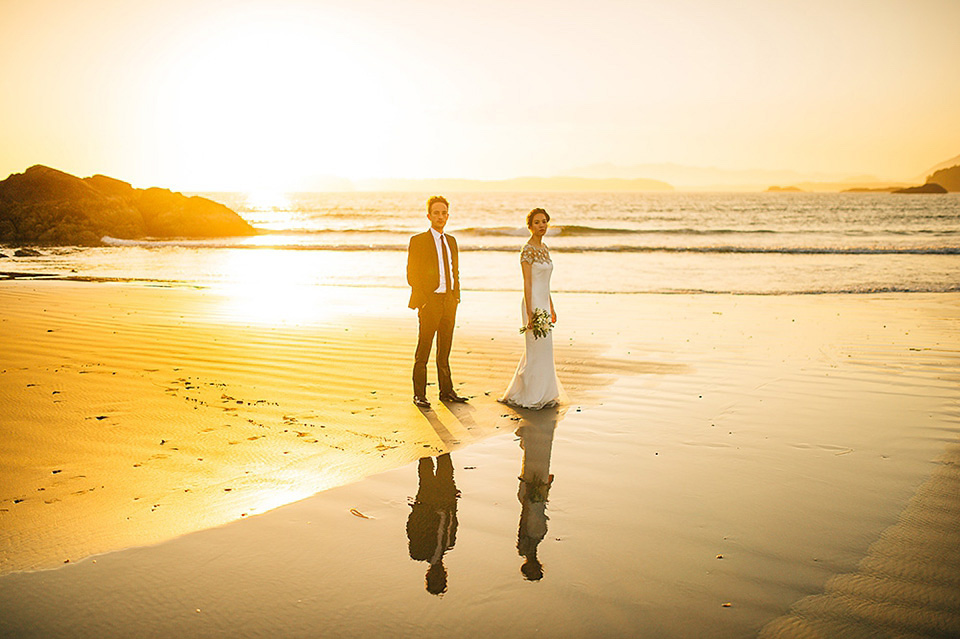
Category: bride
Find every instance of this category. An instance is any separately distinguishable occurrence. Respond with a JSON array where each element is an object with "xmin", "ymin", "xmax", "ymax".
[{"xmin": 500, "ymin": 208, "xmax": 564, "ymax": 409}]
